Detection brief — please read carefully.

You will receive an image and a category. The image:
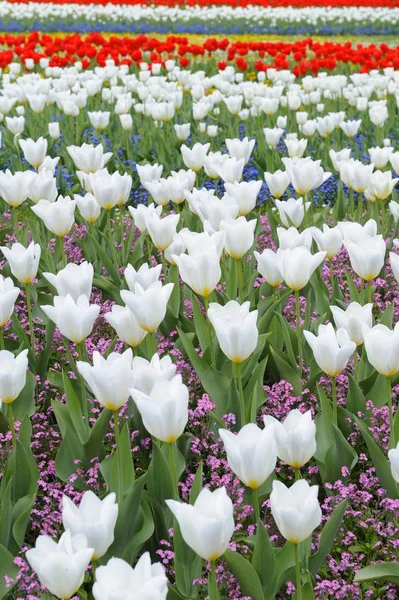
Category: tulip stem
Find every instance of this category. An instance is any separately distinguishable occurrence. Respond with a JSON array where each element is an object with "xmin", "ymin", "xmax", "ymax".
[
  {"xmin": 294, "ymin": 467, "xmax": 301, "ymax": 481},
  {"xmin": 25, "ymin": 284, "xmax": 35, "ymax": 353},
  {"xmin": 147, "ymin": 235, "xmax": 153, "ymax": 265},
  {"xmin": 236, "ymin": 258, "xmax": 244, "ymax": 303},
  {"xmin": 236, "ymin": 362, "xmax": 246, "ymax": 427},
  {"xmin": 295, "ymin": 291, "xmax": 303, "ymax": 380},
  {"xmin": 332, "ymin": 377, "xmax": 338, "ymax": 427},
  {"xmin": 252, "ymin": 487, "xmax": 260, "ymax": 523},
  {"xmin": 148, "ymin": 332, "xmax": 157, "ymax": 358},
  {"xmin": 330, "ymin": 258, "xmax": 334, "ymax": 300},
  {"xmin": 0, "ymin": 327, "xmax": 4, "ymax": 350},
  {"xmin": 113, "ymin": 410, "xmax": 123, "ymax": 502},
  {"xmin": 387, "ymin": 376, "xmax": 395, "ymax": 449},
  {"xmin": 119, "ymin": 207, "xmax": 124, "ymax": 256},
  {"xmin": 77, "ymin": 342, "xmax": 90, "ymax": 432},
  {"xmin": 162, "ymin": 251, "xmax": 167, "ymax": 280},
  {"xmin": 367, "ymin": 280, "xmax": 373, "ymax": 304},
  {"xmin": 12, "ymin": 207, "xmax": 18, "ymax": 242},
  {"xmin": 353, "ymin": 350, "xmax": 359, "ymax": 381},
  {"xmin": 208, "ymin": 561, "xmax": 220, "ymax": 600},
  {"xmin": 169, "ymin": 441, "xmax": 179, "ymax": 499},
  {"xmin": 294, "ymin": 543, "xmax": 302, "ymax": 600},
  {"xmin": 8, "ymin": 403, "xmax": 16, "ymax": 450},
  {"xmin": 204, "ymin": 296, "xmax": 216, "ymax": 368},
  {"xmin": 61, "ymin": 238, "xmax": 67, "ymax": 267}
]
